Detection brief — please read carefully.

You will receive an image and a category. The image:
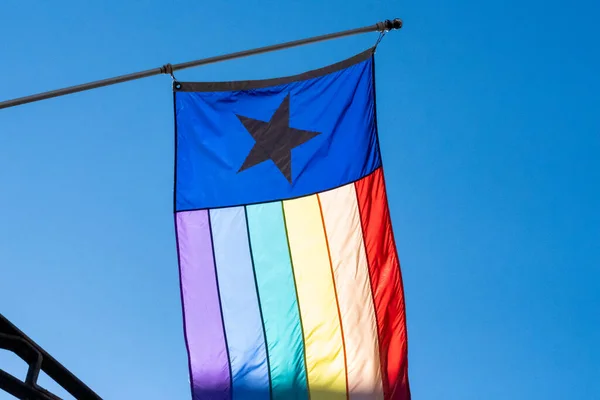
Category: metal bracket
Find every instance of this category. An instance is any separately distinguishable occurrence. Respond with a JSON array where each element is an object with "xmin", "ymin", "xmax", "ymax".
[{"xmin": 0, "ymin": 314, "xmax": 101, "ymax": 400}]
